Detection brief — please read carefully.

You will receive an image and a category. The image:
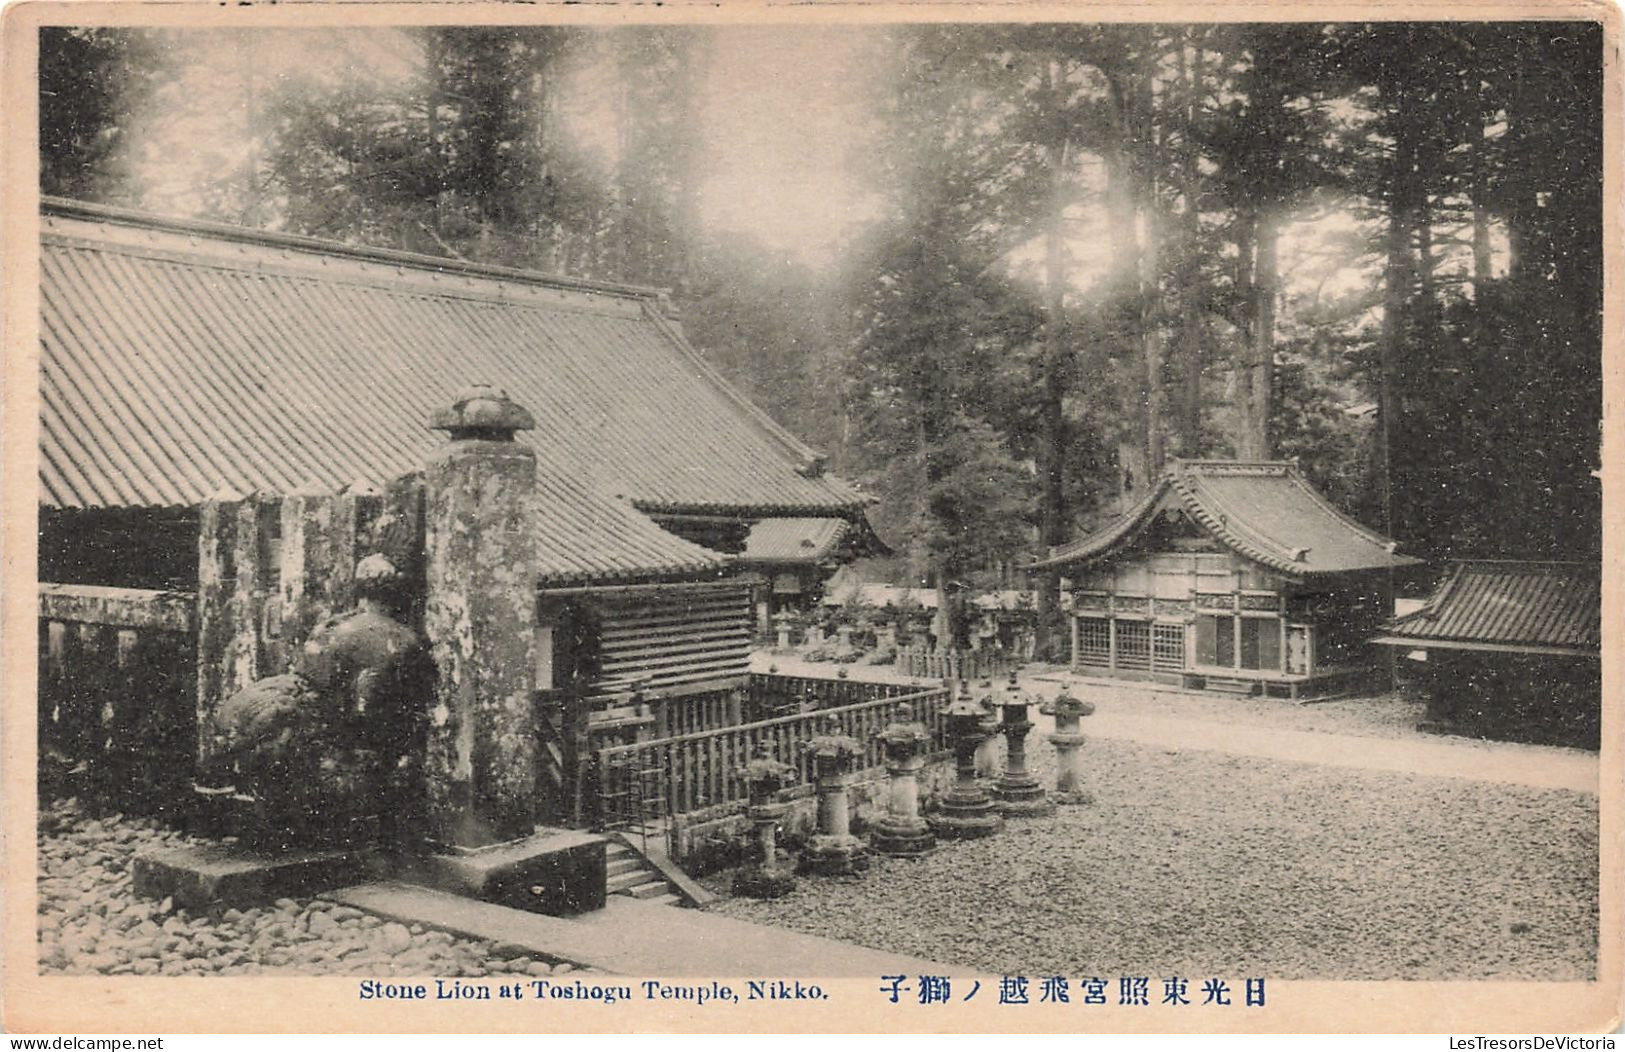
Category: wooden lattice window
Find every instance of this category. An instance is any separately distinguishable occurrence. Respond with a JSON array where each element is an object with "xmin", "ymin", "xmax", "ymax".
[
  {"xmin": 1153, "ymin": 623, "xmax": 1185, "ymax": 670},
  {"xmin": 1077, "ymin": 616, "xmax": 1110, "ymax": 666},
  {"xmin": 1115, "ymin": 620, "xmax": 1151, "ymax": 671}
]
